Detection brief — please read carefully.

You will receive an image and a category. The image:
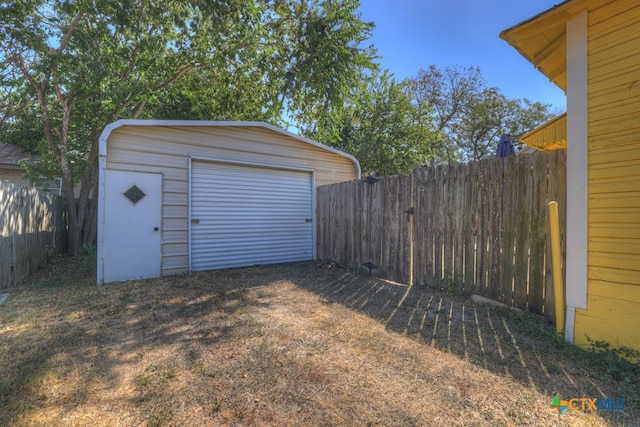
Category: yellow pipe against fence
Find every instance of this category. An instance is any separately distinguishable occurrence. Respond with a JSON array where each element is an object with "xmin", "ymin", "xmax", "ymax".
[{"xmin": 548, "ymin": 201, "xmax": 565, "ymax": 333}]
